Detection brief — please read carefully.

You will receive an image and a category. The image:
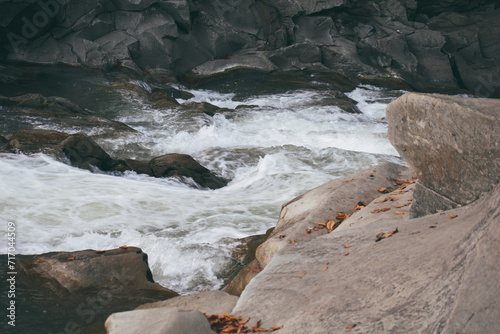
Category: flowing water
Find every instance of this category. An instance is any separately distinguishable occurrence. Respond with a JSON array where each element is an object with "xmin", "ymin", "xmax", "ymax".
[{"xmin": 0, "ymin": 67, "xmax": 405, "ymax": 294}]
